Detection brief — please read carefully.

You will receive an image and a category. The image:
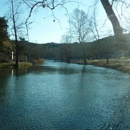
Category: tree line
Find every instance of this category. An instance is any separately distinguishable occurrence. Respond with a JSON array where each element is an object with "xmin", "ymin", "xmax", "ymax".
[{"xmin": 9, "ymin": 34, "xmax": 130, "ymax": 65}]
